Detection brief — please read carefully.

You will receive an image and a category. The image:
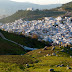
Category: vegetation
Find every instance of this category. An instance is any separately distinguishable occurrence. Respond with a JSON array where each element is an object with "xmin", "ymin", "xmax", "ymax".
[
  {"xmin": 0, "ymin": 30, "xmax": 72, "ymax": 72},
  {"xmin": 0, "ymin": 55, "xmax": 35, "ymax": 72},
  {"xmin": 0, "ymin": 30, "xmax": 50, "ymax": 48},
  {"xmin": 1, "ymin": 2, "xmax": 72, "ymax": 23},
  {"xmin": 25, "ymin": 45, "xmax": 72, "ymax": 72},
  {"xmin": 0, "ymin": 2, "xmax": 72, "ymax": 71},
  {"xmin": 54, "ymin": 1, "xmax": 72, "ymax": 11},
  {"xmin": 61, "ymin": 1, "xmax": 72, "ymax": 11},
  {"xmin": 0, "ymin": 45, "xmax": 71, "ymax": 71},
  {"xmin": 0, "ymin": 10, "xmax": 65, "ymax": 23},
  {"xmin": 51, "ymin": 2, "xmax": 72, "ymax": 17},
  {"xmin": 0, "ymin": 37, "xmax": 25, "ymax": 55}
]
